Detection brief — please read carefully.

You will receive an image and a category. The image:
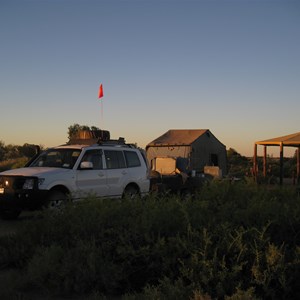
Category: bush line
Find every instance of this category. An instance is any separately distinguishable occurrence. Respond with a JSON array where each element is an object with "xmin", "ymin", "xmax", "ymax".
[{"xmin": 0, "ymin": 181, "xmax": 300, "ymax": 299}]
